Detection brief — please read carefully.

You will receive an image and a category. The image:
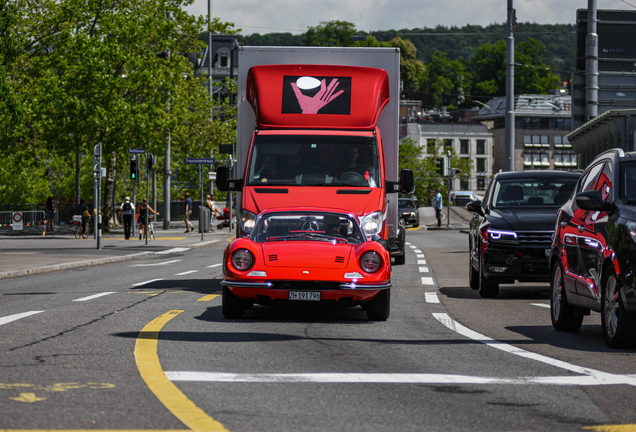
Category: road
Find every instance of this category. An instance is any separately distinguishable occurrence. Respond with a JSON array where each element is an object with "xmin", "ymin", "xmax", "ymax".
[{"xmin": 0, "ymin": 229, "xmax": 634, "ymax": 431}]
